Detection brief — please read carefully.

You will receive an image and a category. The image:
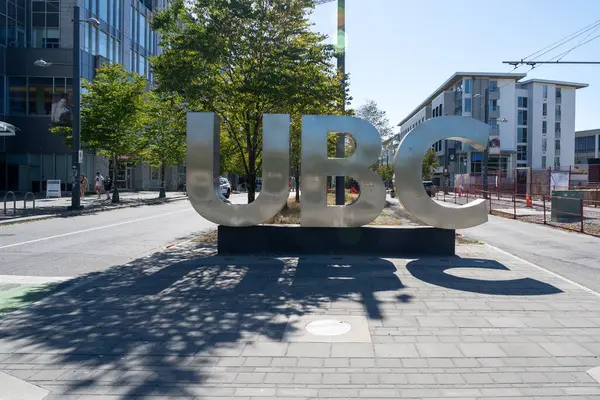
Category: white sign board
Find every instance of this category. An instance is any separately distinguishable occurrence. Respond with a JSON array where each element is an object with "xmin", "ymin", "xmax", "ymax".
[
  {"xmin": 551, "ymin": 172, "xmax": 569, "ymax": 189},
  {"xmin": 46, "ymin": 180, "xmax": 61, "ymax": 198}
]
